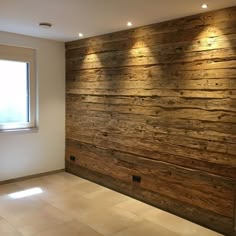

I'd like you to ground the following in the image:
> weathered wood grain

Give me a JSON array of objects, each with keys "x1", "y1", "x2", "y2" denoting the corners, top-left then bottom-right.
[
  {"x1": 65, "y1": 6, "x2": 236, "y2": 236},
  {"x1": 67, "y1": 95, "x2": 236, "y2": 113},
  {"x1": 66, "y1": 67, "x2": 236, "y2": 80},
  {"x1": 66, "y1": 47, "x2": 236, "y2": 71},
  {"x1": 66, "y1": 31, "x2": 236, "y2": 59}
]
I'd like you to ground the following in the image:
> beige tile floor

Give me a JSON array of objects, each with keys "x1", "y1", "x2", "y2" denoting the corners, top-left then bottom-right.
[{"x1": 0, "y1": 172, "x2": 223, "y2": 236}]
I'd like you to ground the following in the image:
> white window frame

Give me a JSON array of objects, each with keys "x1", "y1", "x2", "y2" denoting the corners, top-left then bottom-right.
[{"x1": 0, "y1": 44, "x2": 37, "y2": 132}]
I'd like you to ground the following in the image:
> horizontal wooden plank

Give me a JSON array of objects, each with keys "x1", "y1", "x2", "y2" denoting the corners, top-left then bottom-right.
[
  {"x1": 66, "y1": 118, "x2": 236, "y2": 155},
  {"x1": 67, "y1": 78, "x2": 236, "y2": 91},
  {"x1": 66, "y1": 107, "x2": 236, "y2": 145},
  {"x1": 66, "y1": 126, "x2": 236, "y2": 168},
  {"x1": 66, "y1": 101, "x2": 236, "y2": 123},
  {"x1": 66, "y1": 67, "x2": 236, "y2": 81},
  {"x1": 67, "y1": 88, "x2": 236, "y2": 99},
  {"x1": 66, "y1": 96, "x2": 236, "y2": 117},
  {"x1": 66, "y1": 108, "x2": 236, "y2": 141},
  {"x1": 66, "y1": 47, "x2": 236, "y2": 70},
  {"x1": 66, "y1": 95, "x2": 236, "y2": 113}
]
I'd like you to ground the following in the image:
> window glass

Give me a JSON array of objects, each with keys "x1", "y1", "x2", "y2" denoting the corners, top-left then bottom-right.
[
  {"x1": 0, "y1": 60, "x2": 29, "y2": 124},
  {"x1": 0, "y1": 44, "x2": 36, "y2": 131}
]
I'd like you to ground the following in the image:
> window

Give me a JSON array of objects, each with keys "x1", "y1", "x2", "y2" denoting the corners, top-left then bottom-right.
[{"x1": 0, "y1": 44, "x2": 37, "y2": 131}]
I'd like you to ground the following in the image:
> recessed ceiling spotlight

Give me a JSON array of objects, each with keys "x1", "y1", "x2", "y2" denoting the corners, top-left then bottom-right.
[
  {"x1": 78, "y1": 33, "x2": 84, "y2": 37},
  {"x1": 202, "y1": 3, "x2": 208, "y2": 9},
  {"x1": 127, "y1": 21, "x2": 133, "y2": 27},
  {"x1": 39, "y1": 22, "x2": 52, "y2": 29}
]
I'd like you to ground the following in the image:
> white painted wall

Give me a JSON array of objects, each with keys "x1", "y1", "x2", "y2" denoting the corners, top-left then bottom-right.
[{"x1": 0, "y1": 31, "x2": 65, "y2": 181}]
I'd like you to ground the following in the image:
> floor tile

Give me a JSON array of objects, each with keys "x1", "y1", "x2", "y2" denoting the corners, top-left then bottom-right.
[
  {"x1": 84, "y1": 188, "x2": 129, "y2": 205},
  {"x1": 143, "y1": 208, "x2": 223, "y2": 236},
  {"x1": 0, "y1": 217, "x2": 22, "y2": 236},
  {"x1": 115, "y1": 198, "x2": 154, "y2": 216},
  {"x1": 72, "y1": 180, "x2": 105, "y2": 194},
  {"x1": 0, "y1": 194, "x2": 46, "y2": 221},
  {"x1": 33, "y1": 220, "x2": 102, "y2": 236},
  {"x1": 48, "y1": 194, "x2": 104, "y2": 219},
  {"x1": 0, "y1": 183, "x2": 24, "y2": 195},
  {"x1": 113, "y1": 220, "x2": 180, "y2": 236},
  {"x1": 5, "y1": 204, "x2": 72, "y2": 236},
  {"x1": 77, "y1": 206, "x2": 142, "y2": 235}
]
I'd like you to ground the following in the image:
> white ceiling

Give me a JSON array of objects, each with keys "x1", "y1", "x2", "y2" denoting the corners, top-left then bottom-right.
[{"x1": 0, "y1": 0, "x2": 235, "y2": 42}]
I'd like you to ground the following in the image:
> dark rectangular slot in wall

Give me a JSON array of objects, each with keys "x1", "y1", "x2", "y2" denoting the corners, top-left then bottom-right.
[{"x1": 132, "y1": 175, "x2": 141, "y2": 183}]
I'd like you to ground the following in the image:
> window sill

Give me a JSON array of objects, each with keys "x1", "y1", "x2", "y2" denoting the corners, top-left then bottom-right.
[{"x1": 0, "y1": 127, "x2": 39, "y2": 134}]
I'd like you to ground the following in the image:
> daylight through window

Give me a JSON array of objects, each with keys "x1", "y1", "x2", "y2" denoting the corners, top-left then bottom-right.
[{"x1": 0, "y1": 44, "x2": 36, "y2": 131}]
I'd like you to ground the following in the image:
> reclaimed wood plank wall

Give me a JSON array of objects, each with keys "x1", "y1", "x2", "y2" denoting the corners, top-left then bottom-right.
[{"x1": 65, "y1": 6, "x2": 236, "y2": 236}]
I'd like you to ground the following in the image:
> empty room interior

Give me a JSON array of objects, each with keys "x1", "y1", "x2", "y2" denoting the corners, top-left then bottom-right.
[{"x1": 0, "y1": 0, "x2": 236, "y2": 235}]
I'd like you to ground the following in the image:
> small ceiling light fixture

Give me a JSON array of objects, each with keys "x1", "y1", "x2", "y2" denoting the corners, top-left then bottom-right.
[
  {"x1": 202, "y1": 3, "x2": 208, "y2": 9},
  {"x1": 127, "y1": 21, "x2": 133, "y2": 27},
  {"x1": 78, "y1": 33, "x2": 84, "y2": 37},
  {"x1": 39, "y1": 22, "x2": 52, "y2": 29}
]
